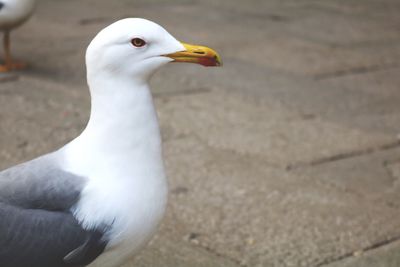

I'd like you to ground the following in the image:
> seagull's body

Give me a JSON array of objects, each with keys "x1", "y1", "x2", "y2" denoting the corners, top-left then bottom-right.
[
  {"x1": 0, "y1": 18, "x2": 221, "y2": 267},
  {"x1": 0, "y1": 0, "x2": 35, "y2": 72}
]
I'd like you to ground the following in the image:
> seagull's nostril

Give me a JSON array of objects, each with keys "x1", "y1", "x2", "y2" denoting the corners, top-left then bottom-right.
[{"x1": 194, "y1": 51, "x2": 206, "y2": 55}]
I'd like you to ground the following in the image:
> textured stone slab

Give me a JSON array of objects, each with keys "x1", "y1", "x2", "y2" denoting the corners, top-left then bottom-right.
[
  {"x1": 161, "y1": 134, "x2": 400, "y2": 267},
  {"x1": 292, "y1": 147, "x2": 400, "y2": 206},
  {"x1": 128, "y1": 232, "x2": 240, "y2": 267},
  {"x1": 157, "y1": 91, "x2": 397, "y2": 167}
]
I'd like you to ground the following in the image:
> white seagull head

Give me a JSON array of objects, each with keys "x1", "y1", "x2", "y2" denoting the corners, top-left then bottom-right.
[{"x1": 86, "y1": 18, "x2": 222, "y2": 83}]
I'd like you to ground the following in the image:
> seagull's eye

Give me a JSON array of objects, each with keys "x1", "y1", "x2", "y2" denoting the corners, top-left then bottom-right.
[{"x1": 131, "y1": 38, "x2": 146, "y2": 48}]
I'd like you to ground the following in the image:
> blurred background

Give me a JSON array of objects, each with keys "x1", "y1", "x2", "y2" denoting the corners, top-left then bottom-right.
[{"x1": 1, "y1": 0, "x2": 400, "y2": 266}]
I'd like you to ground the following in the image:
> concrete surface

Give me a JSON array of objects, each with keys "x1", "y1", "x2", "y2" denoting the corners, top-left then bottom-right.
[{"x1": 1, "y1": 0, "x2": 400, "y2": 266}]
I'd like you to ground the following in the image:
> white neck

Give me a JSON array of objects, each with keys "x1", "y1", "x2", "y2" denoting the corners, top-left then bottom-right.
[
  {"x1": 62, "y1": 73, "x2": 164, "y2": 181},
  {"x1": 61, "y1": 74, "x2": 168, "y2": 251}
]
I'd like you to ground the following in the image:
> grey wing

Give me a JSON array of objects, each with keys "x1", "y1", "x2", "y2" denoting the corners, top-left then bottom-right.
[
  {"x1": 0, "y1": 203, "x2": 108, "y2": 267},
  {"x1": 0, "y1": 2, "x2": 4, "y2": 10},
  {"x1": 0, "y1": 153, "x2": 85, "y2": 210},
  {"x1": 0, "y1": 153, "x2": 110, "y2": 267}
]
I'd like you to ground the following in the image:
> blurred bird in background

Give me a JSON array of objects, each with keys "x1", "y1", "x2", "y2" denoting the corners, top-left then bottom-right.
[{"x1": 0, "y1": 0, "x2": 35, "y2": 72}]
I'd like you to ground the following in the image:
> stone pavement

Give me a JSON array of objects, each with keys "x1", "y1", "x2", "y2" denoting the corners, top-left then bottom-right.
[{"x1": 1, "y1": 0, "x2": 400, "y2": 266}]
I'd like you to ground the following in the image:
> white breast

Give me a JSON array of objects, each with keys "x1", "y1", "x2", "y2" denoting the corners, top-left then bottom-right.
[
  {"x1": 64, "y1": 149, "x2": 168, "y2": 267},
  {"x1": 81, "y1": 170, "x2": 168, "y2": 267}
]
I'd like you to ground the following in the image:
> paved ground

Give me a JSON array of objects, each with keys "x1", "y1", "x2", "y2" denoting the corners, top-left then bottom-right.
[{"x1": 1, "y1": 0, "x2": 400, "y2": 266}]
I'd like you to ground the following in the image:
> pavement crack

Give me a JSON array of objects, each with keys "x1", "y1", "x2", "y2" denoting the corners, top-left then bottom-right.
[
  {"x1": 315, "y1": 235, "x2": 400, "y2": 267},
  {"x1": 0, "y1": 74, "x2": 19, "y2": 83},
  {"x1": 314, "y1": 63, "x2": 399, "y2": 80},
  {"x1": 287, "y1": 140, "x2": 400, "y2": 170},
  {"x1": 194, "y1": 243, "x2": 246, "y2": 267},
  {"x1": 154, "y1": 87, "x2": 212, "y2": 98},
  {"x1": 79, "y1": 17, "x2": 109, "y2": 25}
]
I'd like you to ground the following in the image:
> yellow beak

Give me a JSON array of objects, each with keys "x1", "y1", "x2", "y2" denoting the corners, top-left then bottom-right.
[{"x1": 165, "y1": 42, "x2": 222, "y2": 67}]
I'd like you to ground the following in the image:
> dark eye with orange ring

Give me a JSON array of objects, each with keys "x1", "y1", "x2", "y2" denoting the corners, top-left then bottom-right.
[{"x1": 131, "y1": 38, "x2": 146, "y2": 47}]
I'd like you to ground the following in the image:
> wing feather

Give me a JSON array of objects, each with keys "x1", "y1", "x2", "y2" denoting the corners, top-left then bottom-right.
[
  {"x1": 0, "y1": 153, "x2": 85, "y2": 210},
  {"x1": 0, "y1": 154, "x2": 110, "y2": 267}
]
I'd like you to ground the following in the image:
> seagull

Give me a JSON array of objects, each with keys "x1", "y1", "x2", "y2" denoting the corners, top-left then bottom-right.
[
  {"x1": 0, "y1": 18, "x2": 221, "y2": 267},
  {"x1": 0, "y1": 0, "x2": 35, "y2": 72}
]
